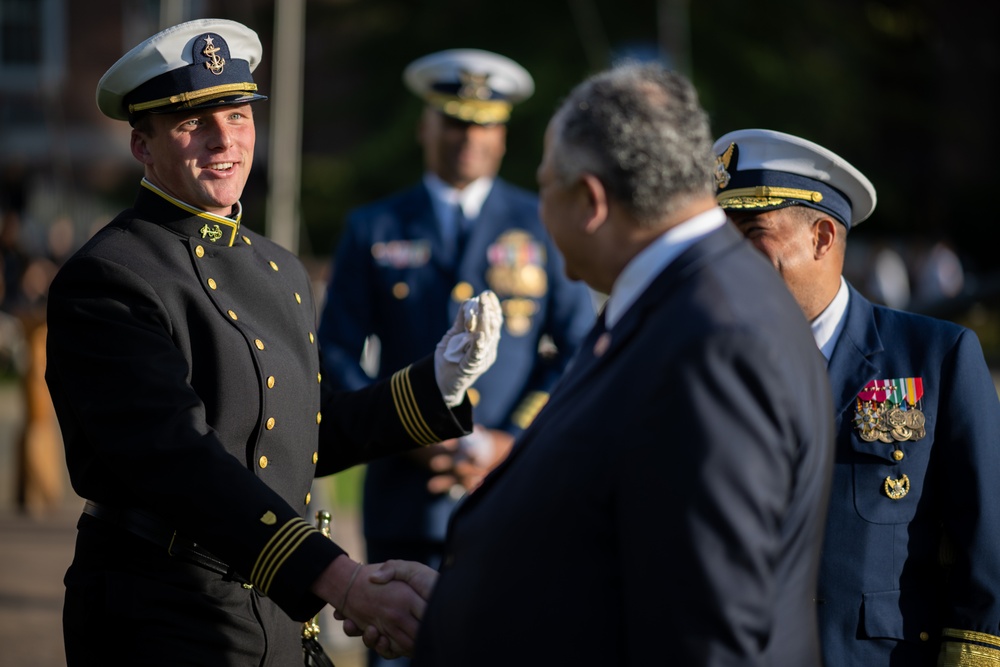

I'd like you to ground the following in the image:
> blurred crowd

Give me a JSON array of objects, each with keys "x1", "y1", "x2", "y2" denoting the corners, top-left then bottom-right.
[{"x1": 1, "y1": 186, "x2": 79, "y2": 516}]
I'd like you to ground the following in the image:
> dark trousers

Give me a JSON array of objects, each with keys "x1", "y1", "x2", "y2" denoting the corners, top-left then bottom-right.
[{"x1": 63, "y1": 513, "x2": 301, "y2": 666}]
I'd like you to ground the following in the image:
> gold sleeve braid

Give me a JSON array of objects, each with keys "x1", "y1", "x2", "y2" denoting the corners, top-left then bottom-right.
[
  {"x1": 390, "y1": 366, "x2": 441, "y2": 446},
  {"x1": 940, "y1": 628, "x2": 1000, "y2": 666},
  {"x1": 251, "y1": 517, "x2": 320, "y2": 595}
]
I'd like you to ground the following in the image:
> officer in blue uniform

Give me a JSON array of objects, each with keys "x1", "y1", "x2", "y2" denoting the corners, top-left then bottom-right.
[
  {"x1": 714, "y1": 128, "x2": 1000, "y2": 666},
  {"x1": 47, "y1": 20, "x2": 501, "y2": 666},
  {"x1": 317, "y1": 48, "x2": 595, "y2": 665}
]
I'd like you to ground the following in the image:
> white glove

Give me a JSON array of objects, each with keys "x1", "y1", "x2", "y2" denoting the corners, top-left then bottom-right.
[{"x1": 435, "y1": 290, "x2": 502, "y2": 408}]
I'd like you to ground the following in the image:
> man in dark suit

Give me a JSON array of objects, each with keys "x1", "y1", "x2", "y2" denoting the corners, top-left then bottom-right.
[
  {"x1": 45, "y1": 19, "x2": 500, "y2": 665},
  {"x1": 360, "y1": 62, "x2": 835, "y2": 665},
  {"x1": 317, "y1": 48, "x2": 595, "y2": 665},
  {"x1": 715, "y1": 128, "x2": 1000, "y2": 666}
]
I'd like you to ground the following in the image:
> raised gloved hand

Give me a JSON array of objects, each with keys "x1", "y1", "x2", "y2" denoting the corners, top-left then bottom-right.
[{"x1": 434, "y1": 290, "x2": 502, "y2": 408}]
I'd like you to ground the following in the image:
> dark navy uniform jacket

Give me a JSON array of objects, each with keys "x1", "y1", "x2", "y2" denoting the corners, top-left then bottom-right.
[
  {"x1": 818, "y1": 283, "x2": 1000, "y2": 666},
  {"x1": 45, "y1": 183, "x2": 469, "y2": 623},
  {"x1": 414, "y1": 223, "x2": 835, "y2": 666},
  {"x1": 318, "y1": 178, "x2": 595, "y2": 543}
]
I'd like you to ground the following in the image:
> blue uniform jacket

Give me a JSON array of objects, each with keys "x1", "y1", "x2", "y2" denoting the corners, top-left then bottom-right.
[
  {"x1": 818, "y1": 283, "x2": 1000, "y2": 666},
  {"x1": 318, "y1": 179, "x2": 595, "y2": 542}
]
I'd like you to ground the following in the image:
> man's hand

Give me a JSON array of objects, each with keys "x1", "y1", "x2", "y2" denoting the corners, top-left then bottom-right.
[
  {"x1": 312, "y1": 557, "x2": 429, "y2": 658},
  {"x1": 434, "y1": 290, "x2": 502, "y2": 407},
  {"x1": 339, "y1": 560, "x2": 441, "y2": 659},
  {"x1": 406, "y1": 426, "x2": 515, "y2": 496}
]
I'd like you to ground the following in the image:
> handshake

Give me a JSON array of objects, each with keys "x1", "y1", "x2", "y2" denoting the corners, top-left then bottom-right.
[{"x1": 312, "y1": 557, "x2": 435, "y2": 660}]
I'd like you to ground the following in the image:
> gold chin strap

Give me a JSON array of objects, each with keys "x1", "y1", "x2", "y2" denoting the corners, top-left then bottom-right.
[
  {"x1": 425, "y1": 93, "x2": 511, "y2": 125},
  {"x1": 717, "y1": 185, "x2": 824, "y2": 209},
  {"x1": 129, "y1": 82, "x2": 259, "y2": 114}
]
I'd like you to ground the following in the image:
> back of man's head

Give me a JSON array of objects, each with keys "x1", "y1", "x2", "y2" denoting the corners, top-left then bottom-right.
[{"x1": 550, "y1": 63, "x2": 716, "y2": 226}]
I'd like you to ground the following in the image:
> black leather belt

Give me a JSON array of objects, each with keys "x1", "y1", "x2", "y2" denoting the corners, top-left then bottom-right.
[{"x1": 82, "y1": 500, "x2": 250, "y2": 586}]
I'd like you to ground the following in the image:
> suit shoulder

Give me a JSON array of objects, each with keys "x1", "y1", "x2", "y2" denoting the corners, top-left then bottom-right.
[{"x1": 871, "y1": 302, "x2": 969, "y2": 342}]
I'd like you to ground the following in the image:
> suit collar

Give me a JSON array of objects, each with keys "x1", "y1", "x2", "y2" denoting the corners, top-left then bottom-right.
[
  {"x1": 457, "y1": 223, "x2": 746, "y2": 517},
  {"x1": 605, "y1": 207, "x2": 728, "y2": 328}
]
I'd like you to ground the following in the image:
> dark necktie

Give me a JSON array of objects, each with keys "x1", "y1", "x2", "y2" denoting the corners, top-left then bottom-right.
[{"x1": 453, "y1": 204, "x2": 470, "y2": 258}]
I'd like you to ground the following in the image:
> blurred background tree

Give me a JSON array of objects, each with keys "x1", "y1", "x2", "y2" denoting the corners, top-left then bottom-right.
[{"x1": 1, "y1": 0, "x2": 996, "y2": 354}]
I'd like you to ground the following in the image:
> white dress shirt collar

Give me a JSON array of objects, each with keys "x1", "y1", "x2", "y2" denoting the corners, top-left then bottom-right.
[
  {"x1": 604, "y1": 207, "x2": 728, "y2": 329},
  {"x1": 423, "y1": 172, "x2": 495, "y2": 225},
  {"x1": 812, "y1": 275, "x2": 850, "y2": 361}
]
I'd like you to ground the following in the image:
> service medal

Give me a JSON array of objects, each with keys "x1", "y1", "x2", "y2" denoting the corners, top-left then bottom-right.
[{"x1": 853, "y1": 377, "x2": 926, "y2": 444}]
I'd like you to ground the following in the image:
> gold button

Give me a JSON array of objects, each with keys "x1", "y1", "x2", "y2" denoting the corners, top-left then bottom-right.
[
  {"x1": 266, "y1": 417, "x2": 275, "y2": 430},
  {"x1": 312, "y1": 451, "x2": 318, "y2": 464},
  {"x1": 242, "y1": 235, "x2": 252, "y2": 245},
  {"x1": 269, "y1": 261, "x2": 279, "y2": 271},
  {"x1": 295, "y1": 292, "x2": 302, "y2": 304},
  {"x1": 304, "y1": 492, "x2": 311, "y2": 505},
  {"x1": 228, "y1": 310, "x2": 238, "y2": 320},
  {"x1": 468, "y1": 388, "x2": 480, "y2": 406},
  {"x1": 207, "y1": 278, "x2": 217, "y2": 290},
  {"x1": 255, "y1": 339, "x2": 265, "y2": 350},
  {"x1": 258, "y1": 455, "x2": 268, "y2": 469},
  {"x1": 919, "y1": 632, "x2": 929, "y2": 641},
  {"x1": 317, "y1": 372, "x2": 322, "y2": 384},
  {"x1": 195, "y1": 245, "x2": 205, "y2": 258},
  {"x1": 393, "y1": 282, "x2": 410, "y2": 299},
  {"x1": 452, "y1": 281, "x2": 474, "y2": 302},
  {"x1": 309, "y1": 332, "x2": 315, "y2": 344},
  {"x1": 267, "y1": 376, "x2": 275, "y2": 389},
  {"x1": 893, "y1": 449, "x2": 904, "y2": 461},
  {"x1": 316, "y1": 411, "x2": 322, "y2": 424}
]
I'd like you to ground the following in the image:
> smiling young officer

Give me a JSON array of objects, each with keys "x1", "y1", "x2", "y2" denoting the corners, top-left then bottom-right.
[{"x1": 45, "y1": 18, "x2": 500, "y2": 666}]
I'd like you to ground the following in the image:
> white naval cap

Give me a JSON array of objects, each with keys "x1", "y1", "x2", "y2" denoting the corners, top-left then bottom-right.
[
  {"x1": 403, "y1": 48, "x2": 534, "y2": 125},
  {"x1": 97, "y1": 18, "x2": 267, "y2": 123},
  {"x1": 713, "y1": 129, "x2": 877, "y2": 229}
]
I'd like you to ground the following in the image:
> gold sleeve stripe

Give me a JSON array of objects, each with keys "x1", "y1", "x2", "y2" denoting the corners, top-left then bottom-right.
[
  {"x1": 511, "y1": 391, "x2": 550, "y2": 430},
  {"x1": 940, "y1": 628, "x2": 1000, "y2": 666},
  {"x1": 390, "y1": 366, "x2": 440, "y2": 445},
  {"x1": 251, "y1": 518, "x2": 317, "y2": 595}
]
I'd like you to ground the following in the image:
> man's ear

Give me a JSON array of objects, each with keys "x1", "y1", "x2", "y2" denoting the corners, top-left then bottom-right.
[
  {"x1": 580, "y1": 173, "x2": 609, "y2": 234},
  {"x1": 813, "y1": 217, "x2": 840, "y2": 259},
  {"x1": 130, "y1": 129, "x2": 154, "y2": 165}
]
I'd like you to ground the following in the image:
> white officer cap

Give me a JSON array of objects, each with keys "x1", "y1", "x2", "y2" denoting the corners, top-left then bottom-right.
[
  {"x1": 712, "y1": 129, "x2": 877, "y2": 229},
  {"x1": 97, "y1": 18, "x2": 267, "y2": 124},
  {"x1": 403, "y1": 48, "x2": 534, "y2": 125}
]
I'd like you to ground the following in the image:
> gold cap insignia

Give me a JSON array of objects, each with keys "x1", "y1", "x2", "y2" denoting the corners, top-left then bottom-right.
[
  {"x1": 458, "y1": 70, "x2": 491, "y2": 100},
  {"x1": 715, "y1": 142, "x2": 735, "y2": 189},
  {"x1": 202, "y1": 35, "x2": 226, "y2": 75}
]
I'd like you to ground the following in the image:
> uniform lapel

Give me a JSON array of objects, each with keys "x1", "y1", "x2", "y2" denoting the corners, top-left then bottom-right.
[{"x1": 827, "y1": 283, "x2": 883, "y2": 426}]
